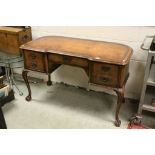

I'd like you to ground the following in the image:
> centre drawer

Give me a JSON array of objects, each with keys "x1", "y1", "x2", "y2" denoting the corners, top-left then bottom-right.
[
  {"x1": 23, "y1": 50, "x2": 46, "y2": 72},
  {"x1": 48, "y1": 53, "x2": 88, "y2": 68},
  {"x1": 90, "y1": 62, "x2": 118, "y2": 87}
]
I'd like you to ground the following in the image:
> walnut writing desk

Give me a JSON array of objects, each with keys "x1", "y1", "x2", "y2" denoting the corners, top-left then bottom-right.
[{"x1": 20, "y1": 36, "x2": 133, "y2": 127}]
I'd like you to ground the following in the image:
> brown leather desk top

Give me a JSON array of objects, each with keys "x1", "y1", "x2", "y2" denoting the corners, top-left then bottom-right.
[{"x1": 20, "y1": 36, "x2": 133, "y2": 65}]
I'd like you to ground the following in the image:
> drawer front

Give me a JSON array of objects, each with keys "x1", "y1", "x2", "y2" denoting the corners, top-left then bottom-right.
[
  {"x1": 90, "y1": 62, "x2": 118, "y2": 87},
  {"x1": 48, "y1": 53, "x2": 88, "y2": 67},
  {"x1": 23, "y1": 50, "x2": 46, "y2": 72}
]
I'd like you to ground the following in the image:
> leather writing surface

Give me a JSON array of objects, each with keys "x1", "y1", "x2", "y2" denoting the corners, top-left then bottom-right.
[{"x1": 20, "y1": 36, "x2": 133, "y2": 65}]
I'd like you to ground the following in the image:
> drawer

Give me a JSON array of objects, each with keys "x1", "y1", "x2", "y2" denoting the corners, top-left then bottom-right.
[
  {"x1": 23, "y1": 50, "x2": 46, "y2": 72},
  {"x1": 90, "y1": 62, "x2": 118, "y2": 87},
  {"x1": 48, "y1": 53, "x2": 88, "y2": 68}
]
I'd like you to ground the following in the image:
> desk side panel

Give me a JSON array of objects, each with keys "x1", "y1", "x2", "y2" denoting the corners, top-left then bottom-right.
[{"x1": 118, "y1": 64, "x2": 129, "y2": 88}]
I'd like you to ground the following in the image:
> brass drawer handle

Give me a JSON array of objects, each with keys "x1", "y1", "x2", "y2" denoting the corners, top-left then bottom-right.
[
  {"x1": 101, "y1": 66, "x2": 110, "y2": 72},
  {"x1": 63, "y1": 56, "x2": 70, "y2": 63},
  {"x1": 99, "y1": 77, "x2": 110, "y2": 82},
  {"x1": 31, "y1": 63, "x2": 37, "y2": 69},
  {"x1": 22, "y1": 35, "x2": 29, "y2": 41},
  {"x1": 30, "y1": 53, "x2": 37, "y2": 59}
]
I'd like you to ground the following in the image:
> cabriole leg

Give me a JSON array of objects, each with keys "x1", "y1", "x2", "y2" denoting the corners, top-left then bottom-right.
[
  {"x1": 114, "y1": 87, "x2": 125, "y2": 127},
  {"x1": 22, "y1": 70, "x2": 32, "y2": 101}
]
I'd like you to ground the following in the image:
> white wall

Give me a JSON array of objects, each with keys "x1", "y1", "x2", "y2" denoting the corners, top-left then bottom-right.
[{"x1": 8, "y1": 27, "x2": 155, "y2": 99}]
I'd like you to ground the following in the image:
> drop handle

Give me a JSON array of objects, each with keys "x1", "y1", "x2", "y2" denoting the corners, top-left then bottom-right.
[
  {"x1": 22, "y1": 35, "x2": 29, "y2": 41},
  {"x1": 100, "y1": 77, "x2": 110, "y2": 82},
  {"x1": 63, "y1": 56, "x2": 70, "y2": 62},
  {"x1": 31, "y1": 63, "x2": 37, "y2": 69},
  {"x1": 31, "y1": 54, "x2": 37, "y2": 59},
  {"x1": 101, "y1": 66, "x2": 110, "y2": 72}
]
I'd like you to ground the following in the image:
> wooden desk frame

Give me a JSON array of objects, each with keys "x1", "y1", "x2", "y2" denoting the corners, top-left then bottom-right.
[{"x1": 20, "y1": 36, "x2": 132, "y2": 127}]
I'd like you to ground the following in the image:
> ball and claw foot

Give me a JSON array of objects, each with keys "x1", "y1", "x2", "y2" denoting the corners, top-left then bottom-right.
[
  {"x1": 47, "y1": 81, "x2": 52, "y2": 86},
  {"x1": 114, "y1": 120, "x2": 121, "y2": 127},
  {"x1": 26, "y1": 95, "x2": 31, "y2": 101}
]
